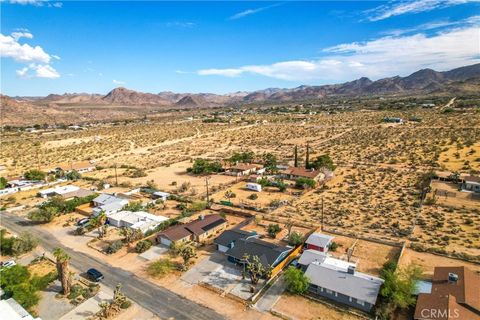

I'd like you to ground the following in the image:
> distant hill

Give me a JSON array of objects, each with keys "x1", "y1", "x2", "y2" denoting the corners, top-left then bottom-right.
[{"x1": 6, "y1": 63, "x2": 480, "y2": 109}]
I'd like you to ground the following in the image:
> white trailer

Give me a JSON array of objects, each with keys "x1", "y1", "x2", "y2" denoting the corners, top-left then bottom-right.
[{"x1": 246, "y1": 183, "x2": 262, "y2": 192}]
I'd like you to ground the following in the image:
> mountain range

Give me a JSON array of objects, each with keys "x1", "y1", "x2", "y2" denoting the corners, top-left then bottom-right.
[{"x1": 10, "y1": 63, "x2": 477, "y2": 107}]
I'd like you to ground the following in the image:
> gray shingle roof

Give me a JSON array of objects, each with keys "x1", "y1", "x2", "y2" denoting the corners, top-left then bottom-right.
[
  {"x1": 305, "y1": 260, "x2": 384, "y2": 305},
  {"x1": 305, "y1": 233, "x2": 334, "y2": 248},
  {"x1": 226, "y1": 238, "x2": 291, "y2": 268},
  {"x1": 214, "y1": 229, "x2": 257, "y2": 247}
]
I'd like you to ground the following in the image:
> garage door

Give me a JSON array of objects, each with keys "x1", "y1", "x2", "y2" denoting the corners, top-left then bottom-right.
[{"x1": 160, "y1": 237, "x2": 171, "y2": 247}]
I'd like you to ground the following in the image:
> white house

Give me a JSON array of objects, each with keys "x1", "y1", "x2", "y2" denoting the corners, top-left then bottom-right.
[
  {"x1": 462, "y1": 176, "x2": 480, "y2": 193},
  {"x1": 91, "y1": 194, "x2": 129, "y2": 216},
  {"x1": 152, "y1": 191, "x2": 170, "y2": 201},
  {"x1": 107, "y1": 211, "x2": 168, "y2": 233},
  {"x1": 38, "y1": 185, "x2": 80, "y2": 198}
]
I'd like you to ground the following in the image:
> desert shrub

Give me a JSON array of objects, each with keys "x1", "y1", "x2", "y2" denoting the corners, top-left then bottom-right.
[
  {"x1": 135, "y1": 240, "x2": 153, "y2": 253},
  {"x1": 287, "y1": 231, "x2": 304, "y2": 246},
  {"x1": 295, "y1": 177, "x2": 316, "y2": 189},
  {"x1": 120, "y1": 300, "x2": 132, "y2": 309},
  {"x1": 106, "y1": 240, "x2": 124, "y2": 254},
  {"x1": 147, "y1": 259, "x2": 175, "y2": 278},
  {"x1": 267, "y1": 224, "x2": 282, "y2": 238},
  {"x1": 248, "y1": 193, "x2": 258, "y2": 200},
  {"x1": 24, "y1": 169, "x2": 46, "y2": 181},
  {"x1": 329, "y1": 241, "x2": 339, "y2": 252}
]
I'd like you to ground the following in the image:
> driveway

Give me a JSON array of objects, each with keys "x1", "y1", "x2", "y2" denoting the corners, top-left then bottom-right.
[
  {"x1": 254, "y1": 275, "x2": 286, "y2": 313},
  {"x1": 59, "y1": 289, "x2": 113, "y2": 320},
  {"x1": 37, "y1": 280, "x2": 76, "y2": 320},
  {"x1": 181, "y1": 252, "x2": 226, "y2": 285},
  {"x1": 138, "y1": 244, "x2": 169, "y2": 261}
]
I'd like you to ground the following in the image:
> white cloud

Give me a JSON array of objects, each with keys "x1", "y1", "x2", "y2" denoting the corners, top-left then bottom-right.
[
  {"x1": 229, "y1": 3, "x2": 282, "y2": 20},
  {"x1": 16, "y1": 63, "x2": 60, "y2": 78},
  {"x1": 113, "y1": 79, "x2": 125, "y2": 85},
  {"x1": 8, "y1": 0, "x2": 63, "y2": 7},
  {"x1": 197, "y1": 26, "x2": 480, "y2": 82},
  {"x1": 365, "y1": 0, "x2": 480, "y2": 21},
  {"x1": 0, "y1": 33, "x2": 51, "y2": 63},
  {"x1": 11, "y1": 31, "x2": 33, "y2": 41},
  {"x1": 382, "y1": 15, "x2": 480, "y2": 35},
  {"x1": 2, "y1": 32, "x2": 60, "y2": 79}
]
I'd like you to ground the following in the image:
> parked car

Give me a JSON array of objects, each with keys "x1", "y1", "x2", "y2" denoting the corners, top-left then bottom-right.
[
  {"x1": 77, "y1": 218, "x2": 90, "y2": 226},
  {"x1": 87, "y1": 268, "x2": 104, "y2": 282},
  {"x1": 0, "y1": 260, "x2": 16, "y2": 268}
]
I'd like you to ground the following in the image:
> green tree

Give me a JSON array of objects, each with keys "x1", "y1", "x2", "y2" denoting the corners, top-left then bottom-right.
[
  {"x1": 122, "y1": 201, "x2": 143, "y2": 212},
  {"x1": 28, "y1": 206, "x2": 59, "y2": 223},
  {"x1": 262, "y1": 153, "x2": 278, "y2": 173},
  {"x1": 376, "y1": 263, "x2": 422, "y2": 319},
  {"x1": 11, "y1": 232, "x2": 38, "y2": 256},
  {"x1": 24, "y1": 169, "x2": 46, "y2": 181},
  {"x1": 310, "y1": 154, "x2": 336, "y2": 171},
  {"x1": 267, "y1": 223, "x2": 282, "y2": 238},
  {"x1": 0, "y1": 265, "x2": 30, "y2": 287},
  {"x1": 284, "y1": 266, "x2": 309, "y2": 294},
  {"x1": 189, "y1": 159, "x2": 222, "y2": 174},
  {"x1": 177, "y1": 242, "x2": 197, "y2": 271},
  {"x1": 228, "y1": 151, "x2": 255, "y2": 164},
  {"x1": 243, "y1": 254, "x2": 269, "y2": 285},
  {"x1": 65, "y1": 170, "x2": 81, "y2": 180},
  {"x1": 287, "y1": 231, "x2": 304, "y2": 246},
  {"x1": 295, "y1": 177, "x2": 316, "y2": 189},
  {"x1": 0, "y1": 176, "x2": 7, "y2": 189}
]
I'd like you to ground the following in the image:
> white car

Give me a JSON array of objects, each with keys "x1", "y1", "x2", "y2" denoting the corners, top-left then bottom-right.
[{"x1": 0, "y1": 260, "x2": 16, "y2": 268}]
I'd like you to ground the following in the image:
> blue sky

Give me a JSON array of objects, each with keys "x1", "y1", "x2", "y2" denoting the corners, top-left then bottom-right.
[{"x1": 1, "y1": 0, "x2": 479, "y2": 96}]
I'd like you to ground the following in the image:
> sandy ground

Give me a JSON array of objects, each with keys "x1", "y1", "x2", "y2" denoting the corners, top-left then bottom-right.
[
  {"x1": 274, "y1": 294, "x2": 364, "y2": 320},
  {"x1": 398, "y1": 248, "x2": 480, "y2": 278}
]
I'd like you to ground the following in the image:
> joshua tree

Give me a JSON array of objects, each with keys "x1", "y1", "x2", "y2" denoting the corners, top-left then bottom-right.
[
  {"x1": 294, "y1": 145, "x2": 298, "y2": 167},
  {"x1": 120, "y1": 227, "x2": 142, "y2": 245},
  {"x1": 242, "y1": 254, "x2": 268, "y2": 285},
  {"x1": 305, "y1": 143, "x2": 310, "y2": 169},
  {"x1": 178, "y1": 242, "x2": 197, "y2": 271},
  {"x1": 53, "y1": 247, "x2": 72, "y2": 295}
]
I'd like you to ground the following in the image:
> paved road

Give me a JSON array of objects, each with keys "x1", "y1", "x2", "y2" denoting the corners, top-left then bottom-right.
[{"x1": 1, "y1": 212, "x2": 225, "y2": 320}]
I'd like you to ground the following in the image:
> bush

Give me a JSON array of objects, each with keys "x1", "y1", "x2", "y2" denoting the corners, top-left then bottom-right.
[
  {"x1": 287, "y1": 231, "x2": 304, "y2": 246},
  {"x1": 248, "y1": 193, "x2": 258, "y2": 200},
  {"x1": 135, "y1": 240, "x2": 153, "y2": 253},
  {"x1": 120, "y1": 300, "x2": 132, "y2": 309},
  {"x1": 295, "y1": 177, "x2": 316, "y2": 189},
  {"x1": 147, "y1": 259, "x2": 176, "y2": 278},
  {"x1": 106, "y1": 240, "x2": 124, "y2": 254},
  {"x1": 267, "y1": 224, "x2": 282, "y2": 238},
  {"x1": 329, "y1": 241, "x2": 339, "y2": 252},
  {"x1": 284, "y1": 266, "x2": 309, "y2": 294},
  {"x1": 188, "y1": 159, "x2": 223, "y2": 174},
  {"x1": 24, "y1": 169, "x2": 46, "y2": 181}
]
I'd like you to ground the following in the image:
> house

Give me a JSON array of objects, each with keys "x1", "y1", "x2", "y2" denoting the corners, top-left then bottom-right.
[
  {"x1": 91, "y1": 194, "x2": 129, "y2": 216},
  {"x1": 302, "y1": 250, "x2": 384, "y2": 312},
  {"x1": 51, "y1": 161, "x2": 96, "y2": 174},
  {"x1": 280, "y1": 167, "x2": 325, "y2": 182},
  {"x1": 225, "y1": 237, "x2": 292, "y2": 268},
  {"x1": 38, "y1": 185, "x2": 80, "y2": 198},
  {"x1": 304, "y1": 233, "x2": 334, "y2": 253},
  {"x1": 157, "y1": 214, "x2": 227, "y2": 246},
  {"x1": 461, "y1": 176, "x2": 480, "y2": 193},
  {"x1": 152, "y1": 191, "x2": 170, "y2": 201},
  {"x1": 107, "y1": 211, "x2": 168, "y2": 233},
  {"x1": 225, "y1": 163, "x2": 264, "y2": 176},
  {"x1": 59, "y1": 188, "x2": 95, "y2": 200},
  {"x1": 214, "y1": 229, "x2": 258, "y2": 252},
  {"x1": 414, "y1": 266, "x2": 480, "y2": 320},
  {"x1": 0, "y1": 298, "x2": 41, "y2": 320}
]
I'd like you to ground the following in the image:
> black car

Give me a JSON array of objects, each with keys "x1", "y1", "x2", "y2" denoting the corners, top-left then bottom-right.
[{"x1": 87, "y1": 268, "x2": 104, "y2": 282}]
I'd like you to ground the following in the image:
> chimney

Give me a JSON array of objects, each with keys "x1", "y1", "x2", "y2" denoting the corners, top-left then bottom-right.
[
  {"x1": 347, "y1": 265, "x2": 356, "y2": 275},
  {"x1": 448, "y1": 273, "x2": 459, "y2": 284}
]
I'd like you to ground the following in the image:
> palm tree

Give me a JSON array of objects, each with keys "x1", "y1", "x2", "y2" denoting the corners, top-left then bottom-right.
[{"x1": 53, "y1": 247, "x2": 72, "y2": 295}]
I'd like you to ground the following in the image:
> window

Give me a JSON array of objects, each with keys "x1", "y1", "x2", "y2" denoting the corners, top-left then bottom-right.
[
  {"x1": 311, "y1": 284, "x2": 318, "y2": 289},
  {"x1": 349, "y1": 297, "x2": 352, "y2": 302},
  {"x1": 326, "y1": 289, "x2": 332, "y2": 294},
  {"x1": 357, "y1": 299, "x2": 365, "y2": 306}
]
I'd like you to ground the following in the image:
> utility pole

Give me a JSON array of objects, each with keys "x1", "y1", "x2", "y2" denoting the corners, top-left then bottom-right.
[
  {"x1": 114, "y1": 164, "x2": 118, "y2": 186},
  {"x1": 205, "y1": 176, "x2": 210, "y2": 207},
  {"x1": 321, "y1": 197, "x2": 324, "y2": 231}
]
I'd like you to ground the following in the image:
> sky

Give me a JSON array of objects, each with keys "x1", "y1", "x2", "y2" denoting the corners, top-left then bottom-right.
[{"x1": 1, "y1": 0, "x2": 479, "y2": 96}]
